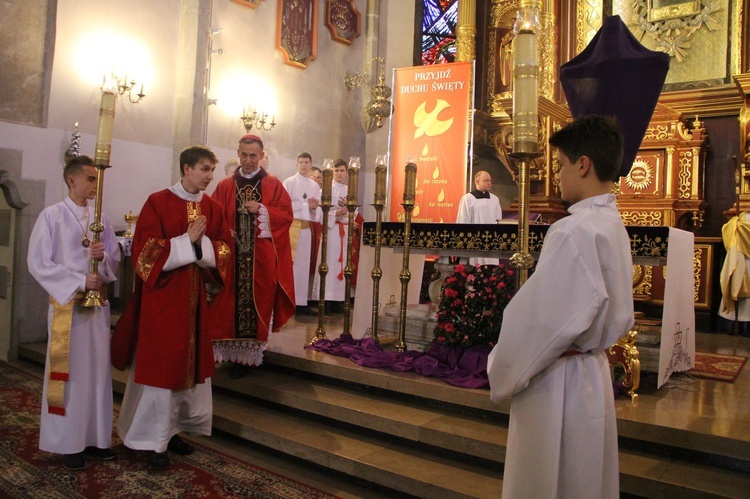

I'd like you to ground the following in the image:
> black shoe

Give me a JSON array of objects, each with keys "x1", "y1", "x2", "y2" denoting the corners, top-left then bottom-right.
[
  {"x1": 63, "y1": 452, "x2": 86, "y2": 471},
  {"x1": 84, "y1": 446, "x2": 117, "y2": 461},
  {"x1": 228, "y1": 362, "x2": 249, "y2": 379},
  {"x1": 296, "y1": 305, "x2": 316, "y2": 317},
  {"x1": 328, "y1": 301, "x2": 345, "y2": 314},
  {"x1": 168, "y1": 435, "x2": 195, "y2": 455},
  {"x1": 148, "y1": 451, "x2": 170, "y2": 468}
]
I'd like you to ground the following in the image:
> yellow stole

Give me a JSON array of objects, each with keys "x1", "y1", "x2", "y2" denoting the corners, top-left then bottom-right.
[{"x1": 47, "y1": 292, "x2": 84, "y2": 416}]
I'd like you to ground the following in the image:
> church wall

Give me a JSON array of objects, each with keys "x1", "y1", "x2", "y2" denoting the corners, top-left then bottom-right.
[
  {"x1": 0, "y1": 0, "x2": 396, "y2": 348},
  {"x1": 0, "y1": 0, "x2": 374, "y2": 233}
]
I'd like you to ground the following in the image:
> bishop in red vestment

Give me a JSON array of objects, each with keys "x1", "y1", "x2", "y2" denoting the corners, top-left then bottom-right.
[{"x1": 211, "y1": 134, "x2": 295, "y2": 367}]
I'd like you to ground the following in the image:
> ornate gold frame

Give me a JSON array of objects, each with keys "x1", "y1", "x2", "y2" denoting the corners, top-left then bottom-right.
[{"x1": 647, "y1": 0, "x2": 702, "y2": 22}]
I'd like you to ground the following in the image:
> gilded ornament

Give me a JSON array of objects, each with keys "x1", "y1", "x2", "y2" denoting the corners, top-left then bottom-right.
[
  {"x1": 678, "y1": 151, "x2": 693, "y2": 199},
  {"x1": 632, "y1": 0, "x2": 723, "y2": 62},
  {"x1": 625, "y1": 160, "x2": 654, "y2": 191}
]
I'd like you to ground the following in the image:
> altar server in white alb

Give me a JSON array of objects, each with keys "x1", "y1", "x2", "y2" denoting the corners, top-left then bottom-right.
[
  {"x1": 487, "y1": 115, "x2": 634, "y2": 498},
  {"x1": 282, "y1": 152, "x2": 321, "y2": 316},
  {"x1": 456, "y1": 170, "x2": 503, "y2": 265},
  {"x1": 313, "y1": 159, "x2": 353, "y2": 313},
  {"x1": 27, "y1": 155, "x2": 121, "y2": 471}
]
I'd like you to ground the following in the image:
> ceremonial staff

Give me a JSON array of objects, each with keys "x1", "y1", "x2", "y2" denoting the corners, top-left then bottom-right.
[{"x1": 80, "y1": 84, "x2": 117, "y2": 307}]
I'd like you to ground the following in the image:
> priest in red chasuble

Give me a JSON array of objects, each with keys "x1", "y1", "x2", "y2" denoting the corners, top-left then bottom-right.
[
  {"x1": 211, "y1": 134, "x2": 295, "y2": 369},
  {"x1": 111, "y1": 145, "x2": 231, "y2": 469}
]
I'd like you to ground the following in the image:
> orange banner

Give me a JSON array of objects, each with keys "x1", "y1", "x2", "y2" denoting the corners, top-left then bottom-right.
[{"x1": 389, "y1": 62, "x2": 473, "y2": 223}]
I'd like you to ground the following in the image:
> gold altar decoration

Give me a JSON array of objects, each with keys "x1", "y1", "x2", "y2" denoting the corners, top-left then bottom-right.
[
  {"x1": 342, "y1": 156, "x2": 360, "y2": 335},
  {"x1": 633, "y1": 0, "x2": 721, "y2": 63},
  {"x1": 311, "y1": 159, "x2": 334, "y2": 344},
  {"x1": 733, "y1": 73, "x2": 750, "y2": 214},
  {"x1": 123, "y1": 211, "x2": 137, "y2": 238},
  {"x1": 606, "y1": 329, "x2": 640, "y2": 401},
  {"x1": 81, "y1": 85, "x2": 117, "y2": 308},
  {"x1": 396, "y1": 160, "x2": 417, "y2": 353},
  {"x1": 617, "y1": 104, "x2": 707, "y2": 229},
  {"x1": 368, "y1": 155, "x2": 387, "y2": 344},
  {"x1": 455, "y1": 0, "x2": 477, "y2": 63}
]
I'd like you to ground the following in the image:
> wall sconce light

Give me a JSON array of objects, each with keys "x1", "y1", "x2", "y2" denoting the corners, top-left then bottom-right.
[
  {"x1": 344, "y1": 57, "x2": 392, "y2": 129},
  {"x1": 101, "y1": 73, "x2": 145, "y2": 104},
  {"x1": 241, "y1": 107, "x2": 276, "y2": 132}
]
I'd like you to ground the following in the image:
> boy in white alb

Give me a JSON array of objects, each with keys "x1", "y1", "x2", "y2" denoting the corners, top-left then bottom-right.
[
  {"x1": 487, "y1": 116, "x2": 634, "y2": 498},
  {"x1": 28, "y1": 155, "x2": 121, "y2": 471},
  {"x1": 282, "y1": 152, "x2": 321, "y2": 316}
]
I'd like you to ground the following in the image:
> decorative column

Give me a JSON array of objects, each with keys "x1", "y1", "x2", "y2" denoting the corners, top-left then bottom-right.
[
  {"x1": 538, "y1": 0, "x2": 556, "y2": 99},
  {"x1": 455, "y1": 0, "x2": 476, "y2": 63}
]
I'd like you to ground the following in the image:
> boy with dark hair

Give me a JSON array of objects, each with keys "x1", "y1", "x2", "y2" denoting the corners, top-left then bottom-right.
[
  {"x1": 28, "y1": 154, "x2": 121, "y2": 470},
  {"x1": 112, "y1": 145, "x2": 232, "y2": 468},
  {"x1": 487, "y1": 115, "x2": 633, "y2": 498}
]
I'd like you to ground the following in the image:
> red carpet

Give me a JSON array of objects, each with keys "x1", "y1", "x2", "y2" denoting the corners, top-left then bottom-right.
[
  {"x1": 688, "y1": 352, "x2": 747, "y2": 382},
  {"x1": 0, "y1": 361, "x2": 339, "y2": 498}
]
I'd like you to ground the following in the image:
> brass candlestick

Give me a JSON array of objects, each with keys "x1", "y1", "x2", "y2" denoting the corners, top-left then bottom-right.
[
  {"x1": 80, "y1": 89, "x2": 117, "y2": 308},
  {"x1": 310, "y1": 160, "x2": 334, "y2": 344},
  {"x1": 369, "y1": 155, "x2": 387, "y2": 343},
  {"x1": 342, "y1": 157, "x2": 360, "y2": 336},
  {"x1": 508, "y1": 7, "x2": 541, "y2": 289},
  {"x1": 396, "y1": 160, "x2": 417, "y2": 352}
]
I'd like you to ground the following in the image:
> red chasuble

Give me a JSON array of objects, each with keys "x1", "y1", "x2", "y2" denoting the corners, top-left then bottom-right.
[
  {"x1": 111, "y1": 189, "x2": 231, "y2": 390},
  {"x1": 211, "y1": 172, "x2": 295, "y2": 342}
]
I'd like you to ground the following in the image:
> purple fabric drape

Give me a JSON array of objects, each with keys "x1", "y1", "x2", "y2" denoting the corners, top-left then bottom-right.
[{"x1": 305, "y1": 334, "x2": 492, "y2": 389}]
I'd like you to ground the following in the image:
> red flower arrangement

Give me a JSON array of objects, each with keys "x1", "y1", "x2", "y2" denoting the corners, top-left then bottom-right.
[{"x1": 433, "y1": 263, "x2": 516, "y2": 348}]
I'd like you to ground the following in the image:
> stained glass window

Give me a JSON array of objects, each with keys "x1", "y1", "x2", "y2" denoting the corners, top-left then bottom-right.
[{"x1": 420, "y1": 0, "x2": 458, "y2": 65}]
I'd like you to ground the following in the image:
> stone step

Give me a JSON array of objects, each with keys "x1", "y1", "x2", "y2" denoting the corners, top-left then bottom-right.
[
  {"x1": 264, "y1": 347, "x2": 750, "y2": 468},
  {"x1": 210, "y1": 388, "x2": 504, "y2": 499},
  {"x1": 19, "y1": 343, "x2": 750, "y2": 498},
  {"x1": 206, "y1": 365, "x2": 750, "y2": 498},
  {"x1": 211, "y1": 364, "x2": 507, "y2": 464}
]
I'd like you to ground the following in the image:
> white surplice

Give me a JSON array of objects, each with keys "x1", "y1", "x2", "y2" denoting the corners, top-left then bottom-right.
[
  {"x1": 27, "y1": 197, "x2": 120, "y2": 455},
  {"x1": 456, "y1": 191, "x2": 503, "y2": 266},
  {"x1": 116, "y1": 182, "x2": 214, "y2": 453},
  {"x1": 487, "y1": 194, "x2": 633, "y2": 499},
  {"x1": 282, "y1": 173, "x2": 321, "y2": 304},
  {"x1": 313, "y1": 181, "x2": 351, "y2": 301}
]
